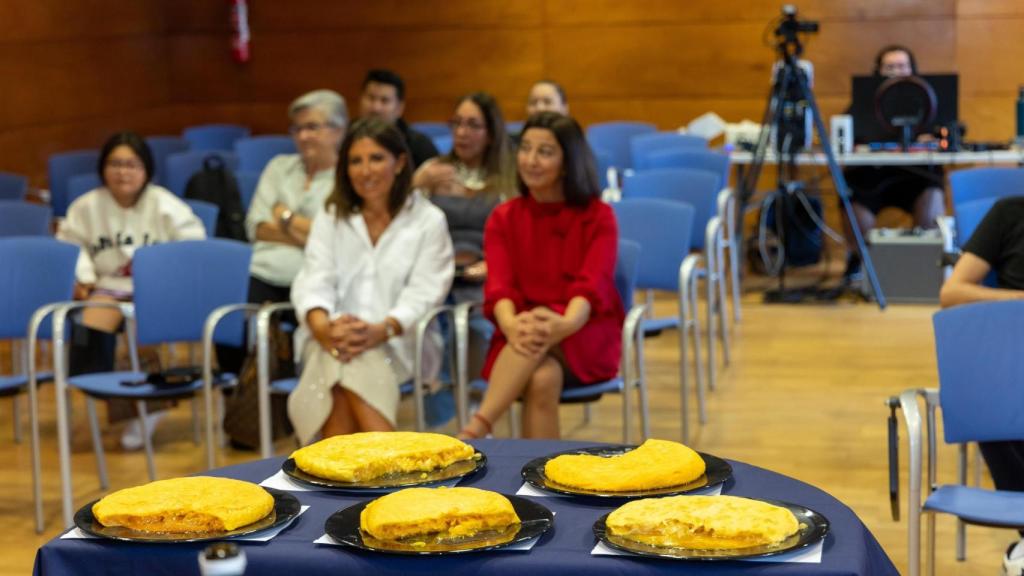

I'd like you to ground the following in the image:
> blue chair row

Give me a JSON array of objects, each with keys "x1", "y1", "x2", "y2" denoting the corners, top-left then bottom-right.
[
  {"x1": 183, "y1": 124, "x2": 250, "y2": 152},
  {"x1": 0, "y1": 201, "x2": 52, "y2": 237}
]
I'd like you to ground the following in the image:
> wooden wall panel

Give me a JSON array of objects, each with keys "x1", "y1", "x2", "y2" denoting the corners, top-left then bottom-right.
[{"x1": 5, "y1": 0, "x2": 1024, "y2": 186}]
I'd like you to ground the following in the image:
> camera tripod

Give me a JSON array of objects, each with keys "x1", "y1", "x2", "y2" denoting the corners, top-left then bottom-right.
[{"x1": 738, "y1": 8, "x2": 886, "y2": 309}]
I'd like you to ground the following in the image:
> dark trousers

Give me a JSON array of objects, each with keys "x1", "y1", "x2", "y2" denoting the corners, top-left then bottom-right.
[
  {"x1": 216, "y1": 276, "x2": 294, "y2": 374},
  {"x1": 979, "y1": 440, "x2": 1024, "y2": 536}
]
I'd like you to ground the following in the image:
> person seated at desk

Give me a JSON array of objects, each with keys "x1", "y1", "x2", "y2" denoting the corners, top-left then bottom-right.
[
  {"x1": 289, "y1": 118, "x2": 454, "y2": 442},
  {"x1": 457, "y1": 112, "x2": 623, "y2": 440},
  {"x1": 842, "y1": 45, "x2": 945, "y2": 281},
  {"x1": 939, "y1": 196, "x2": 1024, "y2": 575}
]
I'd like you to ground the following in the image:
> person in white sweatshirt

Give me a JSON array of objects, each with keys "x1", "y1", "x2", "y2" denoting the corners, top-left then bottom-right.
[{"x1": 57, "y1": 131, "x2": 205, "y2": 449}]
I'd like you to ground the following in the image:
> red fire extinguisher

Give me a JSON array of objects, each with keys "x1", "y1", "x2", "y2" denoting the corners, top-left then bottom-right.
[{"x1": 230, "y1": 0, "x2": 250, "y2": 63}]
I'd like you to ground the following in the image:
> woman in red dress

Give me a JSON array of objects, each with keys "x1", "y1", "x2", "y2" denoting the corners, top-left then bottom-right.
[{"x1": 459, "y1": 111, "x2": 623, "y2": 439}]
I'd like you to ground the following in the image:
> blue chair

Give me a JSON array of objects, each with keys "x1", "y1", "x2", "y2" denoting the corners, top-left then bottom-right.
[
  {"x1": 0, "y1": 201, "x2": 52, "y2": 237},
  {"x1": 948, "y1": 167, "x2": 1024, "y2": 209},
  {"x1": 236, "y1": 170, "x2": 260, "y2": 213},
  {"x1": 455, "y1": 239, "x2": 650, "y2": 443},
  {"x1": 411, "y1": 122, "x2": 451, "y2": 138},
  {"x1": 622, "y1": 168, "x2": 731, "y2": 383},
  {"x1": 641, "y1": 149, "x2": 740, "y2": 323},
  {"x1": 165, "y1": 150, "x2": 240, "y2": 197},
  {"x1": 145, "y1": 136, "x2": 190, "y2": 187},
  {"x1": 506, "y1": 121, "x2": 524, "y2": 135},
  {"x1": 892, "y1": 301, "x2": 1024, "y2": 576},
  {"x1": 593, "y1": 147, "x2": 614, "y2": 191},
  {"x1": 613, "y1": 200, "x2": 705, "y2": 442},
  {"x1": 0, "y1": 171, "x2": 28, "y2": 200},
  {"x1": 631, "y1": 132, "x2": 709, "y2": 171},
  {"x1": 47, "y1": 149, "x2": 99, "y2": 217},
  {"x1": 49, "y1": 239, "x2": 253, "y2": 527},
  {"x1": 182, "y1": 124, "x2": 250, "y2": 152},
  {"x1": 586, "y1": 121, "x2": 656, "y2": 173},
  {"x1": 954, "y1": 197, "x2": 998, "y2": 249},
  {"x1": 185, "y1": 199, "x2": 219, "y2": 237},
  {"x1": 250, "y1": 302, "x2": 454, "y2": 458},
  {"x1": 0, "y1": 238, "x2": 77, "y2": 533},
  {"x1": 234, "y1": 135, "x2": 296, "y2": 173},
  {"x1": 432, "y1": 134, "x2": 453, "y2": 155},
  {"x1": 66, "y1": 173, "x2": 102, "y2": 209}
]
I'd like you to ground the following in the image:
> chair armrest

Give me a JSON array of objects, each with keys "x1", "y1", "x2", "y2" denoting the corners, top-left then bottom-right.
[
  {"x1": 254, "y1": 302, "x2": 296, "y2": 459},
  {"x1": 411, "y1": 305, "x2": 454, "y2": 432}
]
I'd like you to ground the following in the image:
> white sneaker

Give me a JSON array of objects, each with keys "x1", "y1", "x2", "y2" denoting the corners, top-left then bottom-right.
[
  {"x1": 120, "y1": 411, "x2": 166, "y2": 451},
  {"x1": 1004, "y1": 540, "x2": 1024, "y2": 576}
]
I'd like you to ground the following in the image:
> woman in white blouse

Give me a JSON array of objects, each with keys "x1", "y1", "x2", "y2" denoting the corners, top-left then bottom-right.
[{"x1": 289, "y1": 118, "x2": 454, "y2": 442}]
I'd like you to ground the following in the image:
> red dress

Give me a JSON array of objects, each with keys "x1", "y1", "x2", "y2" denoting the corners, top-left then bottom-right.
[{"x1": 481, "y1": 195, "x2": 624, "y2": 385}]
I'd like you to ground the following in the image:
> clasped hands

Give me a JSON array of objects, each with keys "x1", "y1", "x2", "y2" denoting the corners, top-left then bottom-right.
[
  {"x1": 504, "y1": 307, "x2": 569, "y2": 359},
  {"x1": 313, "y1": 314, "x2": 387, "y2": 363}
]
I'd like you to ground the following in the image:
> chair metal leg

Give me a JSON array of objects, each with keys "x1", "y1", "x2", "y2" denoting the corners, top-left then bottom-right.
[
  {"x1": 27, "y1": 317, "x2": 45, "y2": 533},
  {"x1": 718, "y1": 188, "x2": 742, "y2": 324},
  {"x1": 136, "y1": 400, "x2": 157, "y2": 481},
  {"x1": 636, "y1": 322, "x2": 650, "y2": 442},
  {"x1": 678, "y1": 254, "x2": 700, "y2": 444},
  {"x1": 956, "y1": 444, "x2": 968, "y2": 561},
  {"x1": 216, "y1": 390, "x2": 227, "y2": 448},
  {"x1": 582, "y1": 404, "x2": 592, "y2": 425},
  {"x1": 53, "y1": 310, "x2": 76, "y2": 528},
  {"x1": 85, "y1": 397, "x2": 109, "y2": 490},
  {"x1": 715, "y1": 224, "x2": 731, "y2": 366},
  {"x1": 704, "y1": 263, "x2": 717, "y2": 393},
  {"x1": 690, "y1": 273, "x2": 707, "y2": 425},
  {"x1": 900, "y1": 390, "x2": 924, "y2": 576}
]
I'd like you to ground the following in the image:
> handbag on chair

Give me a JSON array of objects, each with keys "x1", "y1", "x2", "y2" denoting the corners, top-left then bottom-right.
[{"x1": 222, "y1": 320, "x2": 295, "y2": 449}]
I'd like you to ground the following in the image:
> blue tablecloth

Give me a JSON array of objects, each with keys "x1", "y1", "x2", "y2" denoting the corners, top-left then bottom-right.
[{"x1": 34, "y1": 438, "x2": 897, "y2": 575}]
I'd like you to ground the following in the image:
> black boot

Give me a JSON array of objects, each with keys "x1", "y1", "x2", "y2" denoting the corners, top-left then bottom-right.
[{"x1": 69, "y1": 323, "x2": 117, "y2": 376}]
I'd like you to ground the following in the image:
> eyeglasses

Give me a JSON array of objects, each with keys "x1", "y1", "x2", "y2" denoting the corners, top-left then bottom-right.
[
  {"x1": 105, "y1": 159, "x2": 145, "y2": 171},
  {"x1": 289, "y1": 122, "x2": 336, "y2": 135},
  {"x1": 448, "y1": 118, "x2": 486, "y2": 132}
]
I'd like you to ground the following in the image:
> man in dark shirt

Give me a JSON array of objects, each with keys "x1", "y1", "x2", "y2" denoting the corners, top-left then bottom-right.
[
  {"x1": 359, "y1": 69, "x2": 438, "y2": 168},
  {"x1": 940, "y1": 196, "x2": 1024, "y2": 574}
]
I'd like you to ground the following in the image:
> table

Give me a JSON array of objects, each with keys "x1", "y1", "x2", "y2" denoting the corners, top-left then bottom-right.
[
  {"x1": 730, "y1": 148, "x2": 1024, "y2": 167},
  {"x1": 33, "y1": 439, "x2": 897, "y2": 575}
]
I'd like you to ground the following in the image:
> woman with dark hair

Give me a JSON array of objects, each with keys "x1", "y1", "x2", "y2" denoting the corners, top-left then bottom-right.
[
  {"x1": 57, "y1": 130, "x2": 205, "y2": 448},
  {"x1": 288, "y1": 118, "x2": 454, "y2": 441},
  {"x1": 458, "y1": 112, "x2": 623, "y2": 440}
]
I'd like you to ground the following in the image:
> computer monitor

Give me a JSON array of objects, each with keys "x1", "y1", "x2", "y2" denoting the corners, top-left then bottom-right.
[{"x1": 849, "y1": 74, "x2": 958, "y2": 144}]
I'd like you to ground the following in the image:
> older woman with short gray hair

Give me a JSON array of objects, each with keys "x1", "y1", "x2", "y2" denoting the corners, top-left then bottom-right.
[{"x1": 217, "y1": 89, "x2": 348, "y2": 384}]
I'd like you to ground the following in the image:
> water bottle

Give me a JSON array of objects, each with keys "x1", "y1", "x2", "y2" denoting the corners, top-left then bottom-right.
[
  {"x1": 1016, "y1": 86, "x2": 1024, "y2": 144},
  {"x1": 198, "y1": 542, "x2": 247, "y2": 576}
]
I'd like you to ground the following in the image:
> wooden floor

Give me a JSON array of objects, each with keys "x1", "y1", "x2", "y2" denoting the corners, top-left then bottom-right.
[{"x1": 0, "y1": 291, "x2": 1013, "y2": 574}]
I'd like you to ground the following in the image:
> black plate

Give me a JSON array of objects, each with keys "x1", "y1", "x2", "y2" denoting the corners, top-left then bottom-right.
[
  {"x1": 521, "y1": 445, "x2": 732, "y2": 498},
  {"x1": 324, "y1": 494, "x2": 553, "y2": 555},
  {"x1": 282, "y1": 450, "x2": 486, "y2": 491},
  {"x1": 73, "y1": 487, "x2": 301, "y2": 543},
  {"x1": 593, "y1": 498, "x2": 829, "y2": 560}
]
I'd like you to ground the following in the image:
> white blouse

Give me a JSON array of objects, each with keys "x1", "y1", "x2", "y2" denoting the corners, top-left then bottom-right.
[
  {"x1": 57, "y1": 184, "x2": 205, "y2": 296},
  {"x1": 290, "y1": 191, "x2": 454, "y2": 372}
]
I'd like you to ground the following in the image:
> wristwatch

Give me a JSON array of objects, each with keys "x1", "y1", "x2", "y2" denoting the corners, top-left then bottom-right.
[
  {"x1": 280, "y1": 209, "x2": 294, "y2": 229},
  {"x1": 385, "y1": 320, "x2": 398, "y2": 339}
]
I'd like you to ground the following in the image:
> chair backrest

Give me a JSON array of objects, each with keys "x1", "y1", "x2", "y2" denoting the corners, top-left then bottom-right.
[
  {"x1": 613, "y1": 198, "x2": 695, "y2": 292},
  {"x1": 643, "y1": 148, "x2": 730, "y2": 187},
  {"x1": 165, "y1": 150, "x2": 240, "y2": 198},
  {"x1": 506, "y1": 121, "x2": 524, "y2": 135},
  {"x1": 954, "y1": 197, "x2": 998, "y2": 248},
  {"x1": 145, "y1": 136, "x2": 190, "y2": 186},
  {"x1": 184, "y1": 199, "x2": 219, "y2": 237},
  {"x1": 0, "y1": 171, "x2": 28, "y2": 201},
  {"x1": 593, "y1": 147, "x2": 613, "y2": 190},
  {"x1": 410, "y1": 122, "x2": 451, "y2": 138},
  {"x1": 0, "y1": 201, "x2": 52, "y2": 237},
  {"x1": 949, "y1": 167, "x2": 1024, "y2": 209},
  {"x1": 622, "y1": 168, "x2": 720, "y2": 250},
  {"x1": 431, "y1": 134, "x2": 453, "y2": 155},
  {"x1": 934, "y1": 301, "x2": 1024, "y2": 443},
  {"x1": 234, "y1": 135, "x2": 296, "y2": 173},
  {"x1": 235, "y1": 170, "x2": 260, "y2": 213},
  {"x1": 67, "y1": 173, "x2": 102, "y2": 209},
  {"x1": 132, "y1": 239, "x2": 252, "y2": 346},
  {"x1": 632, "y1": 132, "x2": 709, "y2": 171},
  {"x1": 47, "y1": 149, "x2": 99, "y2": 217},
  {"x1": 182, "y1": 124, "x2": 251, "y2": 152},
  {"x1": 0, "y1": 237, "x2": 77, "y2": 340},
  {"x1": 586, "y1": 121, "x2": 657, "y2": 172},
  {"x1": 614, "y1": 239, "x2": 641, "y2": 306}
]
